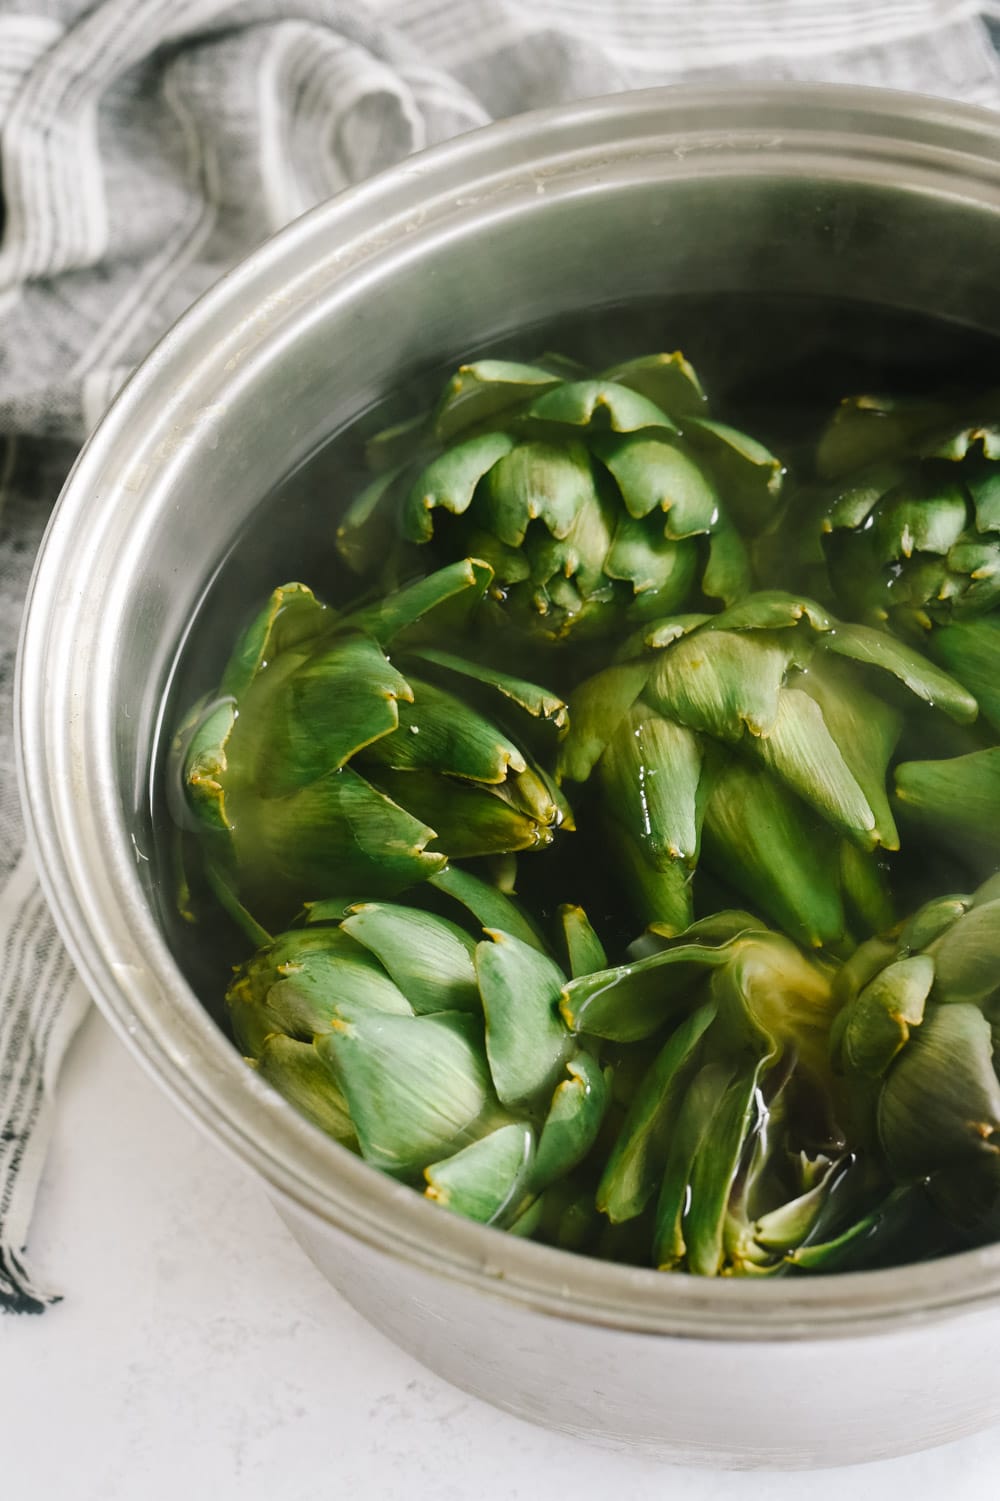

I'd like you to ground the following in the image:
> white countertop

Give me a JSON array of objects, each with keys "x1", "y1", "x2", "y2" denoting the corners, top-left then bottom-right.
[{"x1": 4, "y1": 1009, "x2": 1000, "y2": 1500}]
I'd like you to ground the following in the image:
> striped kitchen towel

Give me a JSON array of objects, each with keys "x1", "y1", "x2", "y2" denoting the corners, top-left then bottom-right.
[{"x1": 3, "y1": 0, "x2": 1000, "y2": 1311}]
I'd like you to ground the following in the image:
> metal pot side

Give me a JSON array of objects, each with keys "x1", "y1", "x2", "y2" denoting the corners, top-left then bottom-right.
[{"x1": 17, "y1": 85, "x2": 1000, "y2": 1467}]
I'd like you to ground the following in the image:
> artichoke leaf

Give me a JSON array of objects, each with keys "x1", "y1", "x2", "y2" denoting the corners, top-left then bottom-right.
[
  {"x1": 406, "y1": 646, "x2": 568, "y2": 731},
  {"x1": 521, "y1": 486, "x2": 617, "y2": 599},
  {"x1": 787, "y1": 1187, "x2": 916, "y2": 1271},
  {"x1": 797, "y1": 659, "x2": 902, "y2": 851},
  {"x1": 557, "y1": 659, "x2": 650, "y2": 783},
  {"x1": 342, "y1": 557, "x2": 493, "y2": 646},
  {"x1": 823, "y1": 465, "x2": 901, "y2": 531},
  {"x1": 433, "y1": 360, "x2": 561, "y2": 441},
  {"x1": 895, "y1": 745, "x2": 1000, "y2": 850},
  {"x1": 879, "y1": 1004, "x2": 1000, "y2": 1180},
  {"x1": 525, "y1": 379, "x2": 678, "y2": 435},
  {"x1": 181, "y1": 697, "x2": 237, "y2": 832},
  {"x1": 250, "y1": 633, "x2": 413, "y2": 795},
  {"x1": 358, "y1": 676, "x2": 526, "y2": 784},
  {"x1": 340, "y1": 902, "x2": 479, "y2": 1014},
  {"x1": 336, "y1": 466, "x2": 408, "y2": 574},
  {"x1": 557, "y1": 905, "x2": 608, "y2": 980},
  {"x1": 403, "y1": 432, "x2": 516, "y2": 542},
  {"x1": 702, "y1": 761, "x2": 847, "y2": 950},
  {"x1": 604, "y1": 509, "x2": 698, "y2": 600},
  {"x1": 653, "y1": 1059, "x2": 735, "y2": 1269},
  {"x1": 604, "y1": 820, "x2": 696, "y2": 934},
  {"x1": 702, "y1": 517, "x2": 753, "y2": 606},
  {"x1": 598, "y1": 705, "x2": 704, "y2": 868},
  {"x1": 967, "y1": 461, "x2": 1000, "y2": 533},
  {"x1": 425, "y1": 1122, "x2": 535, "y2": 1223},
  {"x1": 477, "y1": 931, "x2": 573, "y2": 1110},
  {"x1": 946, "y1": 536, "x2": 1000, "y2": 615},
  {"x1": 681, "y1": 416, "x2": 784, "y2": 534},
  {"x1": 816, "y1": 393, "x2": 953, "y2": 479},
  {"x1": 684, "y1": 1060, "x2": 766, "y2": 1277},
  {"x1": 926, "y1": 898, "x2": 1000, "y2": 1008},
  {"x1": 819, "y1": 621, "x2": 978, "y2": 724},
  {"x1": 367, "y1": 768, "x2": 555, "y2": 857},
  {"x1": 530, "y1": 1052, "x2": 610, "y2": 1193},
  {"x1": 839, "y1": 838, "x2": 895, "y2": 936},
  {"x1": 929, "y1": 617, "x2": 1000, "y2": 730},
  {"x1": 482, "y1": 439, "x2": 598, "y2": 545},
  {"x1": 871, "y1": 474, "x2": 968, "y2": 564},
  {"x1": 590, "y1": 432, "x2": 719, "y2": 535},
  {"x1": 230, "y1": 766, "x2": 445, "y2": 925},
  {"x1": 597, "y1": 1001, "x2": 716, "y2": 1224},
  {"x1": 703, "y1": 590, "x2": 832, "y2": 635},
  {"x1": 600, "y1": 351, "x2": 707, "y2": 416},
  {"x1": 253, "y1": 1035, "x2": 357, "y2": 1144},
  {"x1": 836, "y1": 955, "x2": 935, "y2": 1078},
  {"x1": 227, "y1": 926, "x2": 414, "y2": 1055},
  {"x1": 560, "y1": 939, "x2": 733, "y2": 1042},
  {"x1": 747, "y1": 686, "x2": 877, "y2": 846},
  {"x1": 428, "y1": 864, "x2": 547, "y2": 952},
  {"x1": 221, "y1": 582, "x2": 330, "y2": 702},
  {"x1": 647, "y1": 910, "x2": 765, "y2": 948},
  {"x1": 708, "y1": 934, "x2": 833, "y2": 1074},
  {"x1": 365, "y1": 411, "x2": 428, "y2": 472},
  {"x1": 753, "y1": 1158, "x2": 844, "y2": 1253},
  {"x1": 645, "y1": 628, "x2": 791, "y2": 742},
  {"x1": 316, "y1": 1009, "x2": 496, "y2": 1174},
  {"x1": 897, "y1": 893, "x2": 970, "y2": 954}
]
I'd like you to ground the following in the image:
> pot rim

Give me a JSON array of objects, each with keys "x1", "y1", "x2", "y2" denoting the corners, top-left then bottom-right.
[{"x1": 18, "y1": 81, "x2": 1000, "y2": 1342}]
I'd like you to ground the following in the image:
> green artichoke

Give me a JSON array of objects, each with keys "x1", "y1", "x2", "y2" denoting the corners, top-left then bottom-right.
[
  {"x1": 336, "y1": 352, "x2": 785, "y2": 643},
  {"x1": 228, "y1": 865, "x2": 610, "y2": 1230},
  {"x1": 558, "y1": 589, "x2": 977, "y2": 948},
  {"x1": 817, "y1": 392, "x2": 1000, "y2": 729},
  {"x1": 832, "y1": 874, "x2": 1000, "y2": 1242},
  {"x1": 560, "y1": 909, "x2": 898, "y2": 1274},
  {"x1": 175, "y1": 559, "x2": 572, "y2": 933}
]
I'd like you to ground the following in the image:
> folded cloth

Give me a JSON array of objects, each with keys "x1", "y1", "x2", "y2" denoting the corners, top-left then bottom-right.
[{"x1": 3, "y1": 0, "x2": 1000, "y2": 1311}]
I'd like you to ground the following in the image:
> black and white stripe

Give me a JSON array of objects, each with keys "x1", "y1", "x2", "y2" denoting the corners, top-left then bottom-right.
[{"x1": 0, "y1": 858, "x2": 88, "y2": 1312}]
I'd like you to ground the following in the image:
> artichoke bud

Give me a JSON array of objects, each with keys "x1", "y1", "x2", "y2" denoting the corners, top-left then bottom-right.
[
  {"x1": 336, "y1": 352, "x2": 788, "y2": 642},
  {"x1": 177, "y1": 563, "x2": 571, "y2": 930},
  {"x1": 228, "y1": 879, "x2": 610, "y2": 1215},
  {"x1": 559, "y1": 589, "x2": 970, "y2": 943},
  {"x1": 817, "y1": 393, "x2": 1000, "y2": 725},
  {"x1": 828, "y1": 876, "x2": 1000, "y2": 1236},
  {"x1": 563, "y1": 911, "x2": 845, "y2": 1273}
]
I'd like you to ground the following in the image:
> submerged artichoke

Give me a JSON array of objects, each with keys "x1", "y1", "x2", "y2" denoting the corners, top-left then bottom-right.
[
  {"x1": 175, "y1": 560, "x2": 572, "y2": 932},
  {"x1": 228, "y1": 866, "x2": 610, "y2": 1230},
  {"x1": 833, "y1": 874, "x2": 1000, "y2": 1242},
  {"x1": 558, "y1": 590, "x2": 978, "y2": 947},
  {"x1": 336, "y1": 353, "x2": 785, "y2": 643},
  {"x1": 561, "y1": 910, "x2": 898, "y2": 1274},
  {"x1": 817, "y1": 393, "x2": 1000, "y2": 728}
]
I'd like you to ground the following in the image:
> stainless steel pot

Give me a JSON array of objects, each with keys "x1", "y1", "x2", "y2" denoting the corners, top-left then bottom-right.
[{"x1": 17, "y1": 84, "x2": 1000, "y2": 1469}]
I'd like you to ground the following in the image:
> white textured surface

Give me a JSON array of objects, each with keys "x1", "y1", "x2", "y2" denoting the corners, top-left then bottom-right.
[{"x1": 3, "y1": 1012, "x2": 1000, "y2": 1498}]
